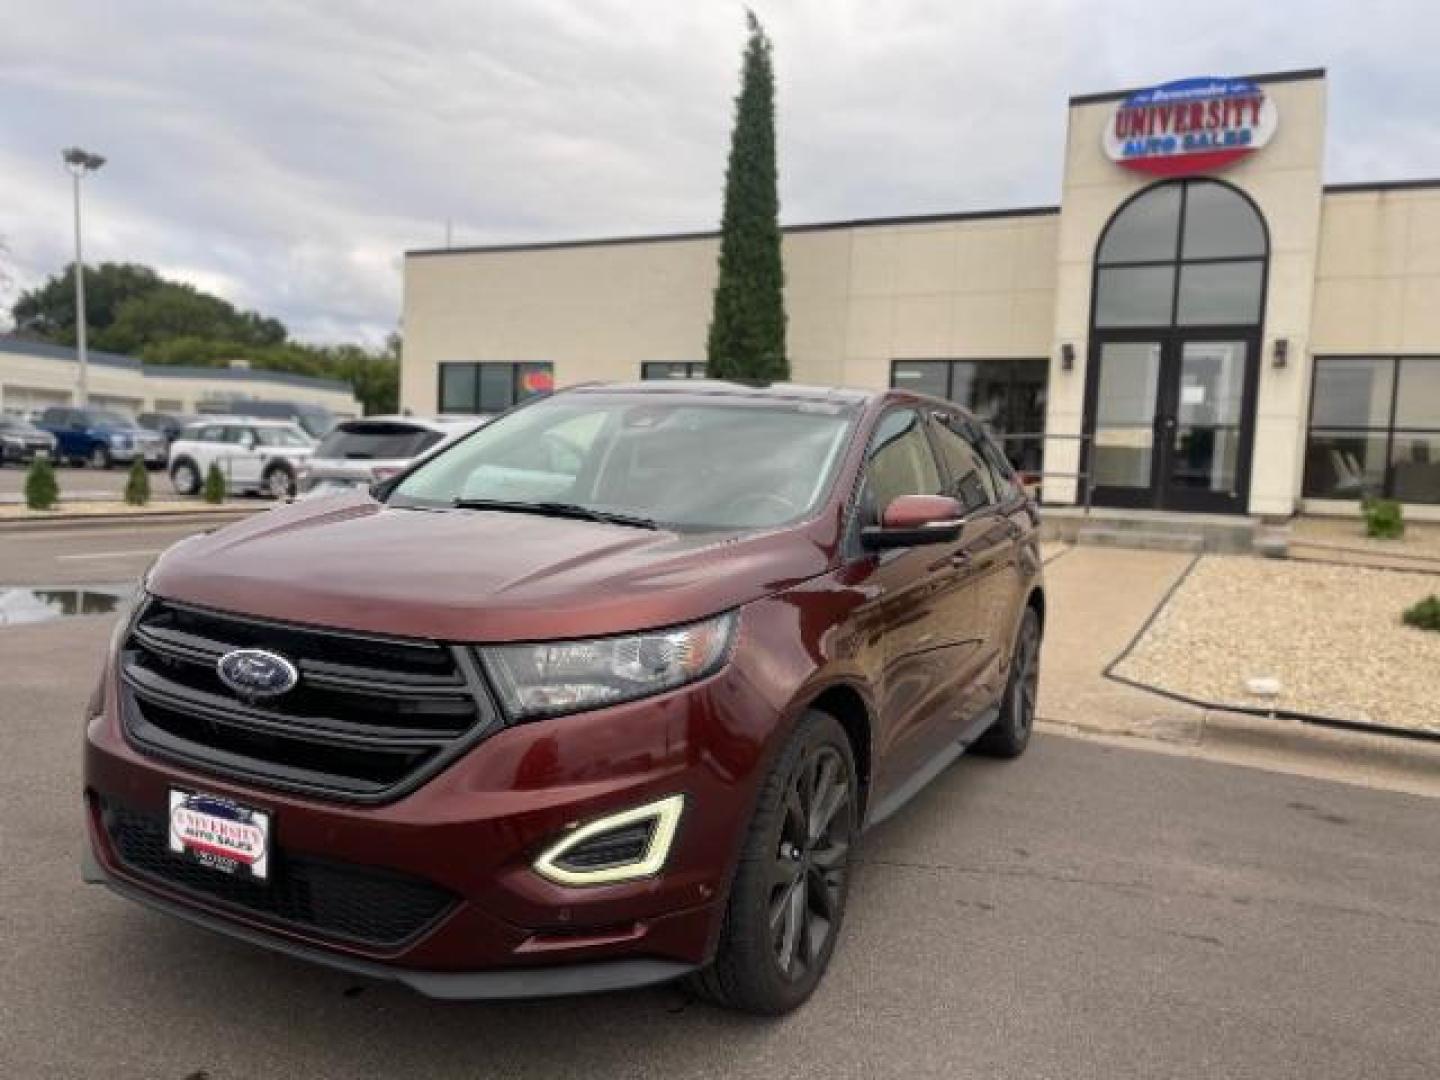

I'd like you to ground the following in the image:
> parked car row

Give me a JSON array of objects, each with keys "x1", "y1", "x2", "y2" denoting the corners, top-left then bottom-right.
[
  {"x1": 34, "y1": 407, "x2": 168, "y2": 469},
  {"x1": 165, "y1": 414, "x2": 484, "y2": 500}
]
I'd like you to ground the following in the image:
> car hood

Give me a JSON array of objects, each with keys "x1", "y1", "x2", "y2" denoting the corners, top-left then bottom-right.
[{"x1": 147, "y1": 491, "x2": 838, "y2": 641}]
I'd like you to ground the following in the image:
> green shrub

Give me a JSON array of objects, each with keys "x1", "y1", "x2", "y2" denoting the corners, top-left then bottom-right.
[
  {"x1": 24, "y1": 456, "x2": 59, "y2": 511},
  {"x1": 1362, "y1": 497, "x2": 1404, "y2": 539},
  {"x1": 123, "y1": 458, "x2": 151, "y2": 506},
  {"x1": 203, "y1": 462, "x2": 226, "y2": 504},
  {"x1": 1403, "y1": 595, "x2": 1440, "y2": 633}
]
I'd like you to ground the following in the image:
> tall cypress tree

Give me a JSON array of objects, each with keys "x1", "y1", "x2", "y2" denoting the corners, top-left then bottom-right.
[{"x1": 706, "y1": 11, "x2": 786, "y2": 383}]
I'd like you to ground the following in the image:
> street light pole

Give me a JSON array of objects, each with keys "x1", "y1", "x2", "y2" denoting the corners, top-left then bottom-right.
[{"x1": 62, "y1": 147, "x2": 105, "y2": 408}]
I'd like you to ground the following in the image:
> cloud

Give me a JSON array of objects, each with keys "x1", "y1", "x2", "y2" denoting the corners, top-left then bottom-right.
[{"x1": 0, "y1": 0, "x2": 1436, "y2": 344}]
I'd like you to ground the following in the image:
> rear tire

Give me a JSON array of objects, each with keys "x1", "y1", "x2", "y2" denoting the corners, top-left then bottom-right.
[
  {"x1": 689, "y1": 709, "x2": 858, "y2": 1015},
  {"x1": 262, "y1": 464, "x2": 296, "y2": 500},
  {"x1": 975, "y1": 606, "x2": 1041, "y2": 759},
  {"x1": 170, "y1": 459, "x2": 201, "y2": 496}
]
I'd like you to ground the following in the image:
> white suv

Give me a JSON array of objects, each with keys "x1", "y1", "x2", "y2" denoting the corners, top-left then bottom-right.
[{"x1": 168, "y1": 418, "x2": 316, "y2": 500}]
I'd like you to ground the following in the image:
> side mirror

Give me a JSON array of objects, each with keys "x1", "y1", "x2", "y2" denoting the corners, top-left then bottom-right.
[{"x1": 861, "y1": 494, "x2": 965, "y2": 550}]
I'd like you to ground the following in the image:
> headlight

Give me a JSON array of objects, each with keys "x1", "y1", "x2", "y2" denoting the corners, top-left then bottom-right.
[
  {"x1": 480, "y1": 612, "x2": 737, "y2": 720},
  {"x1": 109, "y1": 434, "x2": 130, "y2": 447}
]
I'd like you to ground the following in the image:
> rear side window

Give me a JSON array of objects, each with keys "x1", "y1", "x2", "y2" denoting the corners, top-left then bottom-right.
[
  {"x1": 929, "y1": 415, "x2": 998, "y2": 512},
  {"x1": 858, "y1": 409, "x2": 943, "y2": 525},
  {"x1": 315, "y1": 423, "x2": 442, "y2": 460}
]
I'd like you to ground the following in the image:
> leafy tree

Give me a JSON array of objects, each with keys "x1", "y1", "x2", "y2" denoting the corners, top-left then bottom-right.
[
  {"x1": 12, "y1": 263, "x2": 162, "y2": 343},
  {"x1": 24, "y1": 457, "x2": 59, "y2": 510},
  {"x1": 203, "y1": 462, "x2": 226, "y2": 504},
  {"x1": 123, "y1": 458, "x2": 151, "y2": 506},
  {"x1": 706, "y1": 11, "x2": 786, "y2": 383},
  {"x1": 12, "y1": 260, "x2": 398, "y2": 414}
]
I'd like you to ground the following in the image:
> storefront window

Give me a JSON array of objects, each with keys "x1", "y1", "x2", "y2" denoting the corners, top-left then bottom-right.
[
  {"x1": 641, "y1": 362, "x2": 706, "y2": 380},
  {"x1": 1304, "y1": 357, "x2": 1440, "y2": 504},
  {"x1": 890, "y1": 358, "x2": 1048, "y2": 473},
  {"x1": 438, "y1": 362, "x2": 554, "y2": 414},
  {"x1": 1094, "y1": 180, "x2": 1265, "y2": 330}
]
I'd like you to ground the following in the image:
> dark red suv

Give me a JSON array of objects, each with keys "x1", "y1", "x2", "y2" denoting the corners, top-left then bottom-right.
[{"x1": 83, "y1": 381, "x2": 1044, "y2": 1014}]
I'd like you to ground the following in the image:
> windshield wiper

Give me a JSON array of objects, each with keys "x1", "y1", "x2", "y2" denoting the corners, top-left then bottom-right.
[{"x1": 450, "y1": 498, "x2": 659, "y2": 530}]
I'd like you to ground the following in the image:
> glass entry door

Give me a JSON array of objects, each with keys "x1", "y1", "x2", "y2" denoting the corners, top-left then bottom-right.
[{"x1": 1088, "y1": 334, "x2": 1257, "y2": 513}]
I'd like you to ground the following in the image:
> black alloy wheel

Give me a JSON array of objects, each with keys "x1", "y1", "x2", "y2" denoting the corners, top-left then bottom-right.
[
  {"x1": 769, "y1": 744, "x2": 852, "y2": 982},
  {"x1": 690, "y1": 709, "x2": 858, "y2": 1015},
  {"x1": 976, "y1": 605, "x2": 1040, "y2": 759}
]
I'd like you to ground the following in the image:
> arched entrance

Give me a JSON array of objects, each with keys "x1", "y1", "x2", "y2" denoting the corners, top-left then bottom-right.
[{"x1": 1083, "y1": 179, "x2": 1268, "y2": 514}]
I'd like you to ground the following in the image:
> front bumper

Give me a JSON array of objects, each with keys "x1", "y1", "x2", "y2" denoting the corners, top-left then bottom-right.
[
  {"x1": 83, "y1": 651, "x2": 781, "y2": 998},
  {"x1": 108, "y1": 443, "x2": 167, "y2": 465}
]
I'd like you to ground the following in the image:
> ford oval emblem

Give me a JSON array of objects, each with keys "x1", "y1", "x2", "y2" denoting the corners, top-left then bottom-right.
[{"x1": 216, "y1": 648, "x2": 299, "y2": 699}]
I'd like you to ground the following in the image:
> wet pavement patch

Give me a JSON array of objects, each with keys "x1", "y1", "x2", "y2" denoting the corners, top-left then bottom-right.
[{"x1": 0, "y1": 585, "x2": 134, "y2": 626}]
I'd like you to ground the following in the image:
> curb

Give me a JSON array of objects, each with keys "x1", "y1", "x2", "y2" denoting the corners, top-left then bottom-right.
[
  {"x1": 0, "y1": 505, "x2": 264, "y2": 532},
  {"x1": 1040, "y1": 709, "x2": 1440, "y2": 798}
]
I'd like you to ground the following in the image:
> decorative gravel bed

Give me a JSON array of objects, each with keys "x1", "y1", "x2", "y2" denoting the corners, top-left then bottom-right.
[{"x1": 1113, "y1": 555, "x2": 1440, "y2": 733}]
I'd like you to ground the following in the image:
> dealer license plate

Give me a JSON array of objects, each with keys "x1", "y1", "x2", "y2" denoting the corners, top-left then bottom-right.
[{"x1": 168, "y1": 790, "x2": 271, "y2": 881}]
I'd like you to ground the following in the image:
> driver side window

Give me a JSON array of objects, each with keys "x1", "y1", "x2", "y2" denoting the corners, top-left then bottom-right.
[{"x1": 857, "y1": 409, "x2": 943, "y2": 527}]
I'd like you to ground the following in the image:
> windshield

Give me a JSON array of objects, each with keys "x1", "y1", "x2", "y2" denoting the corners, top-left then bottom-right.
[
  {"x1": 294, "y1": 409, "x2": 336, "y2": 438},
  {"x1": 316, "y1": 422, "x2": 442, "y2": 460},
  {"x1": 389, "y1": 392, "x2": 858, "y2": 530},
  {"x1": 90, "y1": 411, "x2": 134, "y2": 427}
]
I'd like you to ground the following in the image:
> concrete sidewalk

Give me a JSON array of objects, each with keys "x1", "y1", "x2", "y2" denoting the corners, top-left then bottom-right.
[
  {"x1": 1035, "y1": 545, "x2": 1440, "y2": 798},
  {"x1": 1037, "y1": 545, "x2": 1201, "y2": 740}
]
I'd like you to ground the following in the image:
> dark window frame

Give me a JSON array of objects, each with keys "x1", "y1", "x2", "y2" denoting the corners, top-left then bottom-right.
[
  {"x1": 640, "y1": 361, "x2": 706, "y2": 381},
  {"x1": 437, "y1": 362, "x2": 554, "y2": 415},
  {"x1": 1305, "y1": 355, "x2": 1440, "y2": 503},
  {"x1": 1093, "y1": 179, "x2": 1269, "y2": 331}
]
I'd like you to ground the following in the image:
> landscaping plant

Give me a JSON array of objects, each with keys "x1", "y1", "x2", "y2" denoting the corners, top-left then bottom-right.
[
  {"x1": 203, "y1": 461, "x2": 226, "y2": 504},
  {"x1": 24, "y1": 456, "x2": 59, "y2": 511},
  {"x1": 123, "y1": 458, "x2": 151, "y2": 506},
  {"x1": 705, "y1": 11, "x2": 786, "y2": 384},
  {"x1": 1362, "y1": 497, "x2": 1404, "y2": 539},
  {"x1": 1403, "y1": 595, "x2": 1440, "y2": 633}
]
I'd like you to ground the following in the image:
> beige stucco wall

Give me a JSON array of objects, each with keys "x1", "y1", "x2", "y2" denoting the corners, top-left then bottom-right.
[
  {"x1": 1311, "y1": 186, "x2": 1440, "y2": 353},
  {"x1": 400, "y1": 213, "x2": 1058, "y2": 414},
  {"x1": 0, "y1": 350, "x2": 360, "y2": 418},
  {"x1": 1045, "y1": 73, "x2": 1329, "y2": 515}
]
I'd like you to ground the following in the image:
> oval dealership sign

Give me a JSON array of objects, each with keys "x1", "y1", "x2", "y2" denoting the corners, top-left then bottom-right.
[{"x1": 1104, "y1": 77, "x2": 1278, "y2": 176}]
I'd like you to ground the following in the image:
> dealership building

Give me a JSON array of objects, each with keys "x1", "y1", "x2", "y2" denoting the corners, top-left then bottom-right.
[
  {"x1": 0, "y1": 338, "x2": 361, "y2": 421},
  {"x1": 401, "y1": 68, "x2": 1440, "y2": 519}
]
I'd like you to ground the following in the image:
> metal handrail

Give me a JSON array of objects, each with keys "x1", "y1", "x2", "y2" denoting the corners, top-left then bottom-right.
[{"x1": 994, "y1": 430, "x2": 1094, "y2": 514}]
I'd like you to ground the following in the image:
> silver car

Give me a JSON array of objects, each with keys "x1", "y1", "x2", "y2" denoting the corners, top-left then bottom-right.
[{"x1": 299, "y1": 416, "x2": 483, "y2": 496}]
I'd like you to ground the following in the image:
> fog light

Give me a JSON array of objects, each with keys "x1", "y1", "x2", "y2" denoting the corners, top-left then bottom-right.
[{"x1": 533, "y1": 795, "x2": 684, "y2": 887}]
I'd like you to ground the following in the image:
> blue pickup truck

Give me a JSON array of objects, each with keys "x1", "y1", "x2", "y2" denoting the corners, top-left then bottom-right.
[{"x1": 36, "y1": 406, "x2": 168, "y2": 469}]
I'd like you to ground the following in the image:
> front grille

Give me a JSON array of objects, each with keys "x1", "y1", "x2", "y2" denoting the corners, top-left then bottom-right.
[
  {"x1": 120, "y1": 598, "x2": 499, "y2": 801},
  {"x1": 100, "y1": 799, "x2": 456, "y2": 947}
]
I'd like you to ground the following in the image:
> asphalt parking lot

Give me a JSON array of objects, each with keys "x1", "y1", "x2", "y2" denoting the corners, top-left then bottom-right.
[{"x1": 2, "y1": 523, "x2": 1438, "y2": 1078}]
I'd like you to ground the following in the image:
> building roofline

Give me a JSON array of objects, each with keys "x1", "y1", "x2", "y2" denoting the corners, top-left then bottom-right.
[
  {"x1": 0, "y1": 336, "x2": 140, "y2": 370},
  {"x1": 1323, "y1": 177, "x2": 1440, "y2": 195},
  {"x1": 0, "y1": 338, "x2": 351, "y2": 394},
  {"x1": 405, "y1": 204, "x2": 1060, "y2": 259},
  {"x1": 1068, "y1": 67, "x2": 1326, "y2": 107}
]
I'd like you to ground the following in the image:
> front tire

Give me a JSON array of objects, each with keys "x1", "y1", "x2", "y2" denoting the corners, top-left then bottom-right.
[
  {"x1": 690, "y1": 709, "x2": 858, "y2": 1015},
  {"x1": 975, "y1": 606, "x2": 1041, "y2": 759}
]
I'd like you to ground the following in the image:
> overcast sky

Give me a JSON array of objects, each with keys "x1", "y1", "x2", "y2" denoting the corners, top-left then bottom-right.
[{"x1": 2, "y1": 0, "x2": 1437, "y2": 345}]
